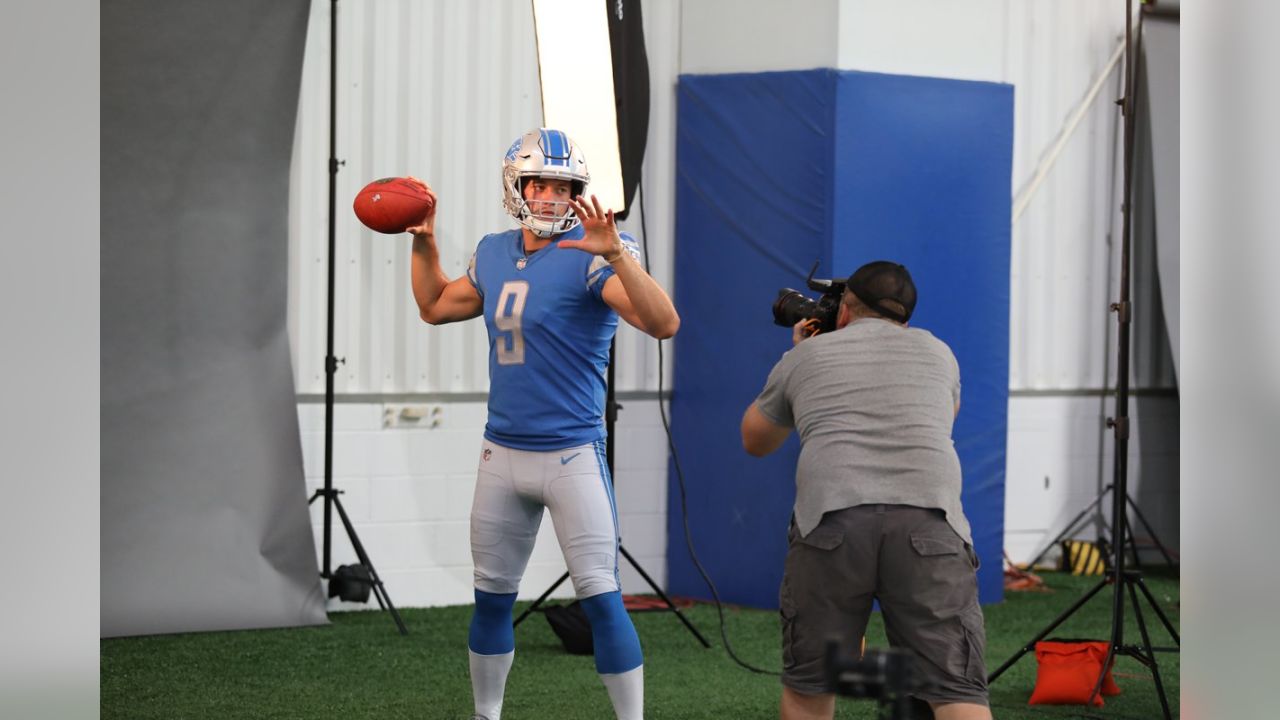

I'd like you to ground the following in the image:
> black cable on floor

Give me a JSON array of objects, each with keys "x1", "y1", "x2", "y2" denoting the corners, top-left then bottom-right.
[{"x1": 635, "y1": 180, "x2": 780, "y2": 677}]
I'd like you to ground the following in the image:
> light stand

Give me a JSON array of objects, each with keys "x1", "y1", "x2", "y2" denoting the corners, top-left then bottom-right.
[
  {"x1": 513, "y1": 340, "x2": 711, "y2": 648},
  {"x1": 305, "y1": 0, "x2": 406, "y2": 636},
  {"x1": 986, "y1": 2, "x2": 1177, "y2": 712}
]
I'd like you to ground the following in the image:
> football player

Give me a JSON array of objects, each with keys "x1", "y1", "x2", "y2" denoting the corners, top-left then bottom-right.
[{"x1": 406, "y1": 128, "x2": 679, "y2": 720}]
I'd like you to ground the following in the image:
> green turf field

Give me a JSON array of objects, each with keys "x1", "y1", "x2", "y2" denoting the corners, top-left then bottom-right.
[{"x1": 102, "y1": 570, "x2": 1178, "y2": 718}]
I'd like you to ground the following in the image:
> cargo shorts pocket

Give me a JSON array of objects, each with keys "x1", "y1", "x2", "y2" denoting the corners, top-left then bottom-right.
[
  {"x1": 779, "y1": 579, "x2": 798, "y2": 670},
  {"x1": 960, "y1": 609, "x2": 987, "y2": 679},
  {"x1": 798, "y1": 525, "x2": 845, "y2": 551},
  {"x1": 909, "y1": 533, "x2": 963, "y2": 558}
]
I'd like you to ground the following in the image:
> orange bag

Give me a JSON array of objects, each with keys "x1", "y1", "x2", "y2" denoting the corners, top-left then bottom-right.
[{"x1": 1028, "y1": 640, "x2": 1121, "y2": 707}]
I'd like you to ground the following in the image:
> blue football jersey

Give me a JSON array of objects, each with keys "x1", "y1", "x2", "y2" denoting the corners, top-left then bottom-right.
[{"x1": 466, "y1": 227, "x2": 642, "y2": 451}]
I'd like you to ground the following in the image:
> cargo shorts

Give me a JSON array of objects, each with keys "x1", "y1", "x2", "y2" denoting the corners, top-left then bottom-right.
[{"x1": 778, "y1": 504, "x2": 989, "y2": 706}]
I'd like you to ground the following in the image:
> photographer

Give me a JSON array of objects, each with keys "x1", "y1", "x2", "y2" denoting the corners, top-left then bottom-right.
[{"x1": 741, "y1": 262, "x2": 990, "y2": 720}]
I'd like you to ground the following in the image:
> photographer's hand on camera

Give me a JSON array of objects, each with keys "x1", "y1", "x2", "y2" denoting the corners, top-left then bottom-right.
[{"x1": 793, "y1": 318, "x2": 822, "y2": 345}]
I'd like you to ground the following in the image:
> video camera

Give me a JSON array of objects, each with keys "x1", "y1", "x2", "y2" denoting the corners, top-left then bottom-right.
[
  {"x1": 824, "y1": 640, "x2": 924, "y2": 720},
  {"x1": 772, "y1": 262, "x2": 847, "y2": 335}
]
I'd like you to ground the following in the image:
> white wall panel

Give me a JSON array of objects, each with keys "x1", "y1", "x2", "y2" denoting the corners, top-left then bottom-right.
[
  {"x1": 837, "y1": 0, "x2": 1008, "y2": 82},
  {"x1": 289, "y1": 0, "x2": 681, "y2": 397},
  {"x1": 1004, "y1": 394, "x2": 1179, "y2": 565},
  {"x1": 1000, "y1": 1, "x2": 1175, "y2": 391},
  {"x1": 1006, "y1": 1, "x2": 1118, "y2": 391}
]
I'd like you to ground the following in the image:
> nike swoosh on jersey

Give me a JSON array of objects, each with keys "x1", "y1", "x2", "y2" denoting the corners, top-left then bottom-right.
[{"x1": 560, "y1": 453, "x2": 581, "y2": 465}]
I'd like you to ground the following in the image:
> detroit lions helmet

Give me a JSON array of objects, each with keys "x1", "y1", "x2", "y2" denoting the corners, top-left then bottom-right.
[{"x1": 502, "y1": 128, "x2": 590, "y2": 237}]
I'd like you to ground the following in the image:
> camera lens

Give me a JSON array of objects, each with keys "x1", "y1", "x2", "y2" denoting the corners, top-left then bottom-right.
[{"x1": 773, "y1": 289, "x2": 815, "y2": 327}]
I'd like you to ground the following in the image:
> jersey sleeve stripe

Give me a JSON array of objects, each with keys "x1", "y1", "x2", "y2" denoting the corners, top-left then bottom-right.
[{"x1": 467, "y1": 252, "x2": 482, "y2": 296}]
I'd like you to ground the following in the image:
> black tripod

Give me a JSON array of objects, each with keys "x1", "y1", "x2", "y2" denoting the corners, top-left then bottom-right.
[
  {"x1": 987, "y1": 3, "x2": 1176, "y2": 713},
  {"x1": 305, "y1": 0, "x2": 406, "y2": 636},
  {"x1": 513, "y1": 341, "x2": 710, "y2": 648}
]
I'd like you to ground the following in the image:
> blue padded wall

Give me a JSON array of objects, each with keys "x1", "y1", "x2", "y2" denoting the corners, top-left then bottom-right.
[{"x1": 668, "y1": 69, "x2": 1012, "y2": 608}]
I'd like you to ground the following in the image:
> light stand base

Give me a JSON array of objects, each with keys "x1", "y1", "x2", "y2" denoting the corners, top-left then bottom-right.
[
  {"x1": 309, "y1": 488, "x2": 408, "y2": 636},
  {"x1": 513, "y1": 546, "x2": 712, "y2": 648}
]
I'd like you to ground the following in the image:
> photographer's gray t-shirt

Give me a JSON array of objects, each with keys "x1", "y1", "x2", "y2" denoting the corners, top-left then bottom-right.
[{"x1": 754, "y1": 318, "x2": 972, "y2": 545}]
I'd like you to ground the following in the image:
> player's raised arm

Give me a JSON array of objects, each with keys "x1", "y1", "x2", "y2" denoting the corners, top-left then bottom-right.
[
  {"x1": 562, "y1": 194, "x2": 680, "y2": 340},
  {"x1": 405, "y1": 187, "x2": 482, "y2": 325}
]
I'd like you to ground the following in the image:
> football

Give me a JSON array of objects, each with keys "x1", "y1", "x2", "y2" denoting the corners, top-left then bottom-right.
[{"x1": 353, "y1": 177, "x2": 434, "y2": 234}]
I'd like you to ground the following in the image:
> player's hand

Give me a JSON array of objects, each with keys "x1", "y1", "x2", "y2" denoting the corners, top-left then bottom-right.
[
  {"x1": 793, "y1": 319, "x2": 821, "y2": 345},
  {"x1": 403, "y1": 176, "x2": 438, "y2": 237},
  {"x1": 560, "y1": 195, "x2": 625, "y2": 261}
]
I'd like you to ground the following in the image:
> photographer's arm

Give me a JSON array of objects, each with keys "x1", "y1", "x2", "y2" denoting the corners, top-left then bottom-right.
[{"x1": 741, "y1": 404, "x2": 791, "y2": 457}]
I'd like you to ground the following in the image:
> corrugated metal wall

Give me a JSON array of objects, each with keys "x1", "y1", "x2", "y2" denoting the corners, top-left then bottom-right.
[
  {"x1": 288, "y1": 0, "x2": 1174, "y2": 398},
  {"x1": 1004, "y1": 1, "x2": 1175, "y2": 391},
  {"x1": 288, "y1": 0, "x2": 682, "y2": 396}
]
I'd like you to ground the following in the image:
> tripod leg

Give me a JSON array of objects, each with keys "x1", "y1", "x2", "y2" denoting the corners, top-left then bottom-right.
[
  {"x1": 1024, "y1": 487, "x2": 1108, "y2": 569},
  {"x1": 1090, "y1": 547, "x2": 1132, "y2": 705},
  {"x1": 987, "y1": 576, "x2": 1109, "y2": 683},
  {"x1": 1089, "y1": 635, "x2": 1119, "y2": 705},
  {"x1": 1125, "y1": 492, "x2": 1177, "y2": 566},
  {"x1": 1127, "y1": 581, "x2": 1174, "y2": 720},
  {"x1": 1123, "y1": 516, "x2": 1142, "y2": 570},
  {"x1": 307, "y1": 489, "x2": 333, "y2": 579},
  {"x1": 1133, "y1": 575, "x2": 1180, "y2": 645},
  {"x1": 331, "y1": 494, "x2": 408, "y2": 636},
  {"x1": 368, "y1": 578, "x2": 389, "y2": 611},
  {"x1": 513, "y1": 571, "x2": 570, "y2": 627},
  {"x1": 619, "y1": 545, "x2": 711, "y2": 648}
]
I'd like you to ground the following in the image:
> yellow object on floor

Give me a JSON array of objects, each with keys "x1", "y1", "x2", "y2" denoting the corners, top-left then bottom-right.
[{"x1": 1061, "y1": 540, "x2": 1108, "y2": 575}]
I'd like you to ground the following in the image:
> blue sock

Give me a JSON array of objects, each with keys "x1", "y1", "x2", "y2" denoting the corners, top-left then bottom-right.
[
  {"x1": 579, "y1": 591, "x2": 643, "y2": 674},
  {"x1": 469, "y1": 589, "x2": 518, "y2": 655}
]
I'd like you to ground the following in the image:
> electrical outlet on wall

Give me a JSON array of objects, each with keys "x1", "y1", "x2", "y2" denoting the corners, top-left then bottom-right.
[{"x1": 382, "y1": 403, "x2": 443, "y2": 429}]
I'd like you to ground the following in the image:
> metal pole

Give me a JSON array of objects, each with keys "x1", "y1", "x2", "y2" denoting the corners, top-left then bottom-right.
[
  {"x1": 1107, "y1": 0, "x2": 1138, "y2": 652},
  {"x1": 321, "y1": 0, "x2": 339, "y2": 579}
]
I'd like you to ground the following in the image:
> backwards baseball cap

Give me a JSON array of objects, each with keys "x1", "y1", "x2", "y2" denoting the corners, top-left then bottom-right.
[{"x1": 846, "y1": 261, "x2": 917, "y2": 323}]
